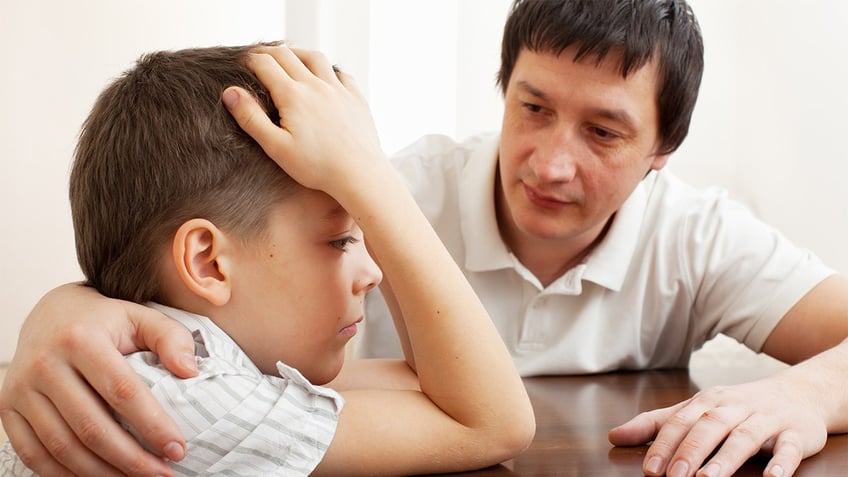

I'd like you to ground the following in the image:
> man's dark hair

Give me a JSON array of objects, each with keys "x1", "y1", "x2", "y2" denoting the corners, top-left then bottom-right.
[{"x1": 497, "y1": 0, "x2": 704, "y2": 155}]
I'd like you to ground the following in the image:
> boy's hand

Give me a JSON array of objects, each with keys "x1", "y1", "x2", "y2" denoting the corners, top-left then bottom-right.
[
  {"x1": 222, "y1": 45, "x2": 387, "y2": 196},
  {"x1": 0, "y1": 283, "x2": 197, "y2": 476}
]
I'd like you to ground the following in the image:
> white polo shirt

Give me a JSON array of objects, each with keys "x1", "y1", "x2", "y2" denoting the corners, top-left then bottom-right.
[{"x1": 358, "y1": 133, "x2": 835, "y2": 376}]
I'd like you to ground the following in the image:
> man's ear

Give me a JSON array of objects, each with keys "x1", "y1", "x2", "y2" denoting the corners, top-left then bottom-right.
[
  {"x1": 650, "y1": 152, "x2": 670, "y2": 171},
  {"x1": 171, "y1": 219, "x2": 233, "y2": 307}
]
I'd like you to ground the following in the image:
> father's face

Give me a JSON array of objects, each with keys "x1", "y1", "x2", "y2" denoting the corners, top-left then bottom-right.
[{"x1": 497, "y1": 47, "x2": 669, "y2": 254}]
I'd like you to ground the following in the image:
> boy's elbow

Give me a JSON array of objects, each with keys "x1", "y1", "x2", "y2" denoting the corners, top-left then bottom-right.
[
  {"x1": 507, "y1": 410, "x2": 537, "y2": 456},
  {"x1": 485, "y1": 407, "x2": 537, "y2": 465}
]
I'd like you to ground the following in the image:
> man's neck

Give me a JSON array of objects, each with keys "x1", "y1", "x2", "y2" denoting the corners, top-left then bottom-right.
[
  {"x1": 508, "y1": 219, "x2": 610, "y2": 288},
  {"x1": 493, "y1": 170, "x2": 614, "y2": 288}
]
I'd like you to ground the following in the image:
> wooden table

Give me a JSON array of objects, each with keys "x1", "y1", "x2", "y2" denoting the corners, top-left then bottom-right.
[{"x1": 440, "y1": 368, "x2": 848, "y2": 476}]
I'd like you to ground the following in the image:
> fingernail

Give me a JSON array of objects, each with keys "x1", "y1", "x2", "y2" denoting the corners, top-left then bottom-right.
[
  {"x1": 669, "y1": 460, "x2": 689, "y2": 477},
  {"x1": 180, "y1": 352, "x2": 198, "y2": 372},
  {"x1": 163, "y1": 441, "x2": 186, "y2": 461},
  {"x1": 768, "y1": 464, "x2": 784, "y2": 477},
  {"x1": 699, "y1": 462, "x2": 720, "y2": 477},
  {"x1": 645, "y1": 456, "x2": 664, "y2": 474},
  {"x1": 222, "y1": 88, "x2": 240, "y2": 108}
]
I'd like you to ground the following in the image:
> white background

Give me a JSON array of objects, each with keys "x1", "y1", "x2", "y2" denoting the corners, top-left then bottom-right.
[{"x1": 2, "y1": 0, "x2": 847, "y2": 363}]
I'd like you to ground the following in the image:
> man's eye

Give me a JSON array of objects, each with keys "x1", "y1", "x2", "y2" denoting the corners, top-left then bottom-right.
[
  {"x1": 590, "y1": 127, "x2": 619, "y2": 140},
  {"x1": 523, "y1": 102, "x2": 544, "y2": 114},
  {"x1": 330, "y1": 236, "x2": 360, "y2": 251}
]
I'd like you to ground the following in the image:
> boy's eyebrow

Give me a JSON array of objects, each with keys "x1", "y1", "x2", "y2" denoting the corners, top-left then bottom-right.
[{"x1": 322, "y1": 205, "x2": 348, "y2": 220}]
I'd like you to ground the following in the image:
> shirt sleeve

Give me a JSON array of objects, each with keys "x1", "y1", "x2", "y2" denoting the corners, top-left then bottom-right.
[
  {"x1": 680, "y1": 190, "x2": 835, "y2": 351},
  {"x1": 119, "y1": 351, "x2": 343, "y2": 477}
]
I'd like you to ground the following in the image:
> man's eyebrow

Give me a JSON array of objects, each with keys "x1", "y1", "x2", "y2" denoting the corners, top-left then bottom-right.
[
  {"x1": 591, "y1": 108, "x2": 638, "y2": 133},
  {"x1": 517, "y1": 80, "x2": 550, "y2": 101},
  {"x1": 517, "y1": 80, "x2": 638, "y2": 132}
]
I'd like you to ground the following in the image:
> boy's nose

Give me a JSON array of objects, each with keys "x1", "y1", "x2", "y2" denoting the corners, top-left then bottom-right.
[{"x1": 355, "y1": 252, "x2": 383, "y2": 295}]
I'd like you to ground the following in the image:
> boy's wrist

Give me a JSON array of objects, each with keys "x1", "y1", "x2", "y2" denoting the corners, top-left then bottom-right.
[{"x1": 326, "y1": 156, "x2": 398, "y2": 207}]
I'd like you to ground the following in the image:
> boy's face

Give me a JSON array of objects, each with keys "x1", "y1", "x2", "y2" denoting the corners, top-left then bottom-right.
[
  {"x1": 221, "y1": 188, "x2": 382, "y2": 384},
  {"x1": 497, "y1": 47, "x2": 669, "y2": 257}
]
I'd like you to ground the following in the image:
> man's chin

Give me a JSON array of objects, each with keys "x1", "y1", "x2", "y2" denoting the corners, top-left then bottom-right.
[{"x1": 516, "y1": 220, "x2": 581, "y2": 243}]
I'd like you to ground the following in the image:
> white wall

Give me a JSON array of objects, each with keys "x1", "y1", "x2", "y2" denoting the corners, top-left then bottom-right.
[
  {"x1": 0, "y1": 0, "x2": 287, "y2": 362},
  {"x1": 3, "y1": 1, "x2": 847, "y2": 363},
  {"x1": 284, "y1": 0, "x2": 511, "y2": 154},
  {"x1": 677, "y1": 1, "x2": 848, "y2": 275}
]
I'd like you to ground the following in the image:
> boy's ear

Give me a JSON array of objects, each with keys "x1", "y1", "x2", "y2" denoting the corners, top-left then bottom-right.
[{"x1": 172, "y1": 219, "x2": 233, "y2": 307}]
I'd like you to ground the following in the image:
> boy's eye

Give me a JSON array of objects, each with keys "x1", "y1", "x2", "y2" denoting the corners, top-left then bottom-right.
[{"x1": 330, "y1": 236, "x2": 360, "y2": 251}]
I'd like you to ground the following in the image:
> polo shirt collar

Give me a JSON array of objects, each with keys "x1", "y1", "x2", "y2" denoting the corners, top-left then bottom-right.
[
  {"x1": 459, "y1": 134, "x2": 515, "y2": 272},
  {"x1": 580, "y1": 172, "x2": 653, "y2": 292}
]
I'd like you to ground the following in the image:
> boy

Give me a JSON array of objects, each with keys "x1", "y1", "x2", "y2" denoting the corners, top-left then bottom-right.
[{"x1": 0, "y1": 43, "x2": 534, "y2": 476}]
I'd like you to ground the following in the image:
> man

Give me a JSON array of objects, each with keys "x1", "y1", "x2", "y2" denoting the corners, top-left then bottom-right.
[{"x1": 3, "y1": 1, "x2": 848, "y2": 476}]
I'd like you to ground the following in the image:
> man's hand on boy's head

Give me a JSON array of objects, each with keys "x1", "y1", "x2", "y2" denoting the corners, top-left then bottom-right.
[
  {"x1": 224, "y1": 44, "x2": 387, "y2": 196},
  {"x1": 0, "y1": 282, "x2": 196, "y2": 477}
]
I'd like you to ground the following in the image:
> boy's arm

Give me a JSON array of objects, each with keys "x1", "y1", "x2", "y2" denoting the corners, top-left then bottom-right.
[
  {"x1": 324, "y1": 359, "x2": 420, "y2": 392},
  {"x1": 0, "y1": 283, "x2": 196, "y2": 476},
  {"x1": 225, "y1": 45, "x2": 535, "y2": 475},
  {"x1": 375, "y1": 277, "x2": 417, "y2": 370}
]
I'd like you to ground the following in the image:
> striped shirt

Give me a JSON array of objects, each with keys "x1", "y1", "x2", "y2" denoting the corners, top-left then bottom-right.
[{"x1": 1, "y1": 304, "x2": 344, "y2": 476}]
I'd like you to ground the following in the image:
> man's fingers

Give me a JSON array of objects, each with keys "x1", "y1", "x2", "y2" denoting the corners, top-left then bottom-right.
[
  {"x1": 50, "y1": 313, "x2": 185, "y2": 467},
  {"x1": 608, "y1": 406, "x2": 674, "y2": 446},
  {"x1": 31, "y1": 360, "x2": 176, "y2": 476},
  {"x1": 764, "y1": 432, "x2": 806, "y2": 477},
  {"x1": 68, "y1": 339, "x2": 186, "y2": 466},
  {"x1": 640, "y1": 401, "x2": 707, "y2": 476},
  {"x1": 5, "y1": 387, "x2": 144, "y2": 477},
  {"x1": 1, "y1": 347, "x2": 106, "y2": 475},
  {"x1": 29, "y1": 392, "x2": 133, "y2": 477},
  {"x1": 1, "y1": 408, "x2": 76, "y2": 476},
  {"x1": 1, "y1": 285, "x2": 184, "y2": 475},
  {"x1": 127, "y1": 303, "x2": 197, "y2": 379},
  {"x1": 670, "y1": 407, "x2": 758, "y2": 477}
]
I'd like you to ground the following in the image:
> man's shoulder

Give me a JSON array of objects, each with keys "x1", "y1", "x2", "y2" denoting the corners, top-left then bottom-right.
[
  {"x1": 644, "y1": 170, "x2": 739, "y2": 223},
  {"x1": 639, "y1": 170, "x2": 782, "y2": 258},
  {"x1": 390, "y1": 132, "x2": 499, "y2": 166}
]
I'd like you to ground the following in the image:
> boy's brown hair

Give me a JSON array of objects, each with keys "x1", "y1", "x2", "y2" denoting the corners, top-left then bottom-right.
[{"x1": 70, "y1": 43, "x2": 298, "y2": 304}]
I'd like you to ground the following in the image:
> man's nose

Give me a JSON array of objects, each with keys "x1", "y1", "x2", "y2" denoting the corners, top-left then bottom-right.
[{"x1": 528, "y1": 129, "x2": 579, "y2": 183}]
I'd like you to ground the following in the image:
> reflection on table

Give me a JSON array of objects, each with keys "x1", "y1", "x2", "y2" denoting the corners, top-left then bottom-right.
[{"x1": 438, "y1": 368, "x2": 848, "y2": 476}]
